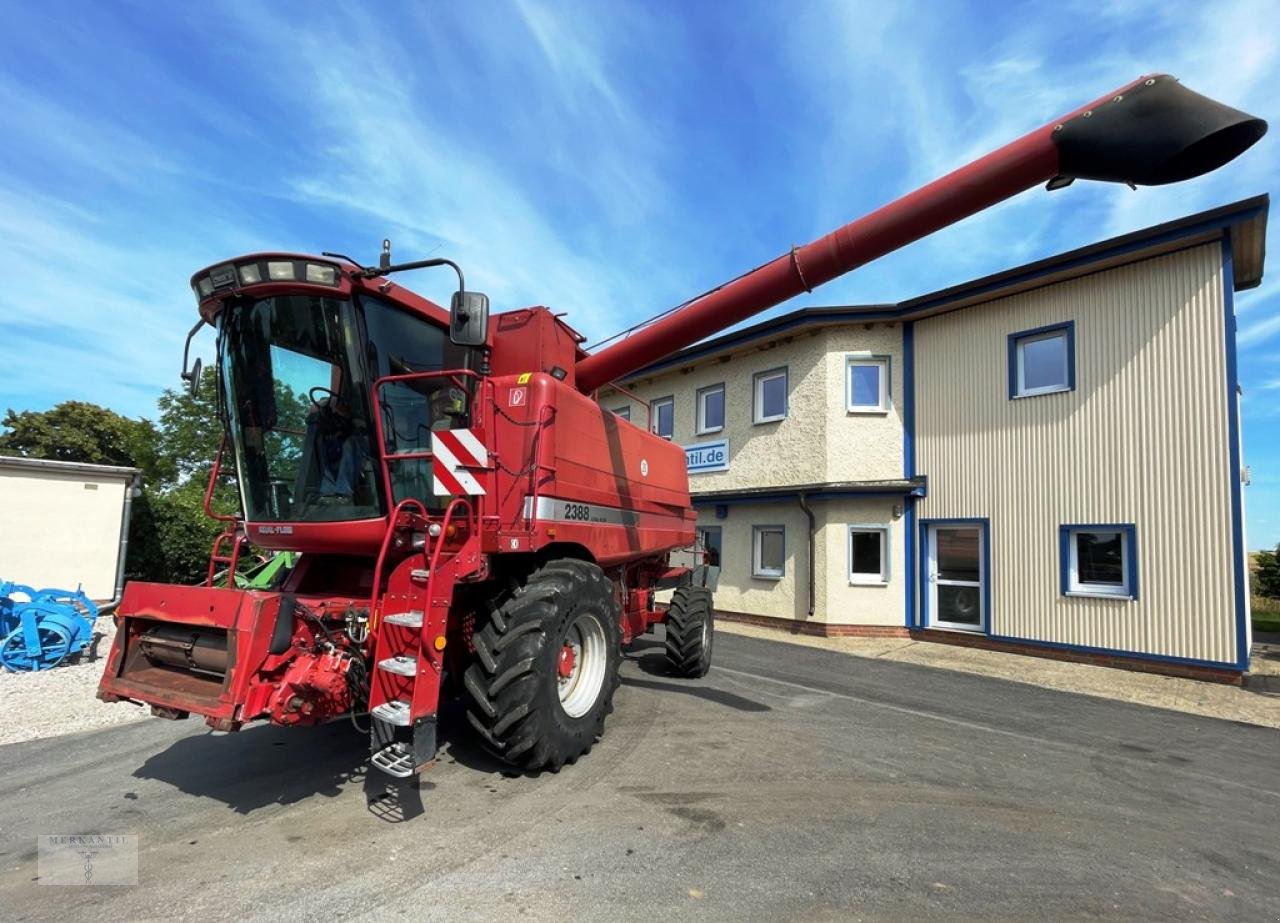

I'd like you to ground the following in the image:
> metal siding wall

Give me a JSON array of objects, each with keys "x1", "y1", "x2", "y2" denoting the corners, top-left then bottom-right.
[{"x1": 915, "y1": 244, "x2": 1236, "y2": 664}]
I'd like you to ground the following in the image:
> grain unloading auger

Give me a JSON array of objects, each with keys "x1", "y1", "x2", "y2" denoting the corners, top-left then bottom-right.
[{"x1": 99, "y1": 75, "x2": 1264, "y2": 777}]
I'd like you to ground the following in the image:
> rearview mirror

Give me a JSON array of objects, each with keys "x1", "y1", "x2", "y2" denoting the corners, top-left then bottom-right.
[
  {"x1": 182, "y1": 357, "x2": 203, "y2": 398},
  {"x1": 450, "y1": 291, "x2": 490, "y2": 347}
]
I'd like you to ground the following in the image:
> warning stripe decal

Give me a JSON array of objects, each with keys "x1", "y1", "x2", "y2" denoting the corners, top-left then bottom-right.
[{"x1": 432, "y1": 429, "x2": 487, "y2": 496}]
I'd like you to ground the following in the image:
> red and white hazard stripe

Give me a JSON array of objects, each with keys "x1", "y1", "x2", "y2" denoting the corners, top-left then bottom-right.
[{"x1": 432, "y1": 428, "x2": 487, "y2": 496}]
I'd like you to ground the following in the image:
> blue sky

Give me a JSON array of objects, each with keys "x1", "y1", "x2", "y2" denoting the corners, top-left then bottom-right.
[{"x1": 1, "y1": 0, "x2": 1277, "y2": 546}]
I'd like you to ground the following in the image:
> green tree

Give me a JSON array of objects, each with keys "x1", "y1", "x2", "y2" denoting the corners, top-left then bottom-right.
[
  {"x1": 126, "y1": 483, "x2": 230, "y2": 585},
  {"x1": 1255, "y1": 545, "x2": 1280, "y2": 599},
  {"x1": 155, "y1": 366, "x2": 225, "y2": 486},
  {"x1": 0, "y1": 401, "x2": 173, "y2": 485}
]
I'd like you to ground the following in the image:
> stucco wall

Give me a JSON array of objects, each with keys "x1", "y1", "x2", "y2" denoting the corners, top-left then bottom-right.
[
  {"x1": 609, "y1": 323, "x2": 906, "y2": 491},
  {"x1": 696, "y1": 503, "x2": 811, "y2": 621},
  {"x1": 822, "y1": 324, "x2": 905, "y2": 482},
  {"x1": 0, "y1": 465, "x2": 130, "y2": 599},
  {"x1": 914, "y1": 244, "x2": 1240, "y2": 664},
  {"x1": 616, "y1": 331, "x2": 831, "y2": 491},
  {"x1": 818, "y1": 497, "x2": 904, "y2": 626},
  {"x1": 605, "y1": 322, "x2": 909, "y2": 629}
]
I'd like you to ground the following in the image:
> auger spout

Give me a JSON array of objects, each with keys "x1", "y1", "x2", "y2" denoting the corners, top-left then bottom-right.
[{"x1": 574, "y1": 74, "x2": 1265, "y2": 394}]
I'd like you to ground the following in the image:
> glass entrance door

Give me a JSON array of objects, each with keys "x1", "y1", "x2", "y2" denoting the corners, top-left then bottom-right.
[{"x1": 927, "y1": 524, "x2": 985, "y2": 631}]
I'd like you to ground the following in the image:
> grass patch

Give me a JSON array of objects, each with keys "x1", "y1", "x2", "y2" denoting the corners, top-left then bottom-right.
[{"x1": 1253, "y1": 596, "x2": 1280, "y2": 634}]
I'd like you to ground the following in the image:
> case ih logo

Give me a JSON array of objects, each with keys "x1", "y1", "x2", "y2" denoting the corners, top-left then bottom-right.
[{"x1": 432, "y1": 429, "x2": 488, "y2": 496}]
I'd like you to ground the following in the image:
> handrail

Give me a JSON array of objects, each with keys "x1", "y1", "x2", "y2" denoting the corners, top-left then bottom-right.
[
  {"x1": 202, "y1": 434, "x2": 238, "y2": 524},
  {"x1": 369, "y1": 497, "x2": 428, "y2": 633},
  {"x1": 370, "y1": 367, "x2": 480, "y2": 493}
]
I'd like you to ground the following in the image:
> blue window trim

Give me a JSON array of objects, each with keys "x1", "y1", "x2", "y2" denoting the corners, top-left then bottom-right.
[
  {"x1": 1058, "y1": 523, "x2": 1138, "y2": 600},
  {"x1": 752, "y1": 523, "x2": 786, "y2": 580},
  {"x1": 845, "y1": 353, "x2": 892, "y2": 412},
  {"x1": 752, "y1": 366, "x2": 789, "y2": 424},
  {"x1": 1006, "y1": 321, "x2": 1076, "y2": 399},
  {"x1": 903, "y1": 322, "x2": 916, "y2": 627},
  {"x1": 695, "y1": 382, "x2": 726, "y2": 435},
  {"x1": 1222, "y1": 234, "x2": 1249, "y2": 670},
  {"x1": 917, "y1": 518, "x2": 991, "y2": 633}
]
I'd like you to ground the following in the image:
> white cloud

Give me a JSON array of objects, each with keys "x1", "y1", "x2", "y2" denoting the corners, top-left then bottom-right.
[{"x1": 1239, "y1": 311, "x2": 1280, "y2": 349}]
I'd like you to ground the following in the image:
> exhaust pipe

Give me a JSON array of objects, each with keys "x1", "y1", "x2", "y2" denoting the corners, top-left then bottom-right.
[{"x1": 1052, "y1": 74, "x2": 1267, "y2": 187}]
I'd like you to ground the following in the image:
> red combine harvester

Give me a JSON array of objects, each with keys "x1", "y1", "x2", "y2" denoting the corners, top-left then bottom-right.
[{"x1": 99, "y1": 76, "x2": 1264, "y2": 778}]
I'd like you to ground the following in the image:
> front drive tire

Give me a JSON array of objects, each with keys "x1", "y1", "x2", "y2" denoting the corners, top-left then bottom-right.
[
  {"x1": 463, "y1": 559, "x2": 622, "y2": 772},
  {"x1": 665, "y1": 586, "x2": 714, "y2": 678}
]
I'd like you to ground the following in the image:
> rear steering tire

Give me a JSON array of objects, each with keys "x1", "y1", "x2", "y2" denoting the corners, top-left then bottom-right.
[
  {"x1": 463, "y1": 559, "x2": 622, "y2": 772},
  {"x1": 665, "y1": 586, "x2": 714, "y2": 678}
]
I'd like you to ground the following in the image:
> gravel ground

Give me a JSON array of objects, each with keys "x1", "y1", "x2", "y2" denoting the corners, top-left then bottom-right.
[
  {"x1": 0, "y1": 617, "x2": 148, "y2": 745},
  {"x1": 717, "y1": 620, "x2": 1280, "y2": 728}
]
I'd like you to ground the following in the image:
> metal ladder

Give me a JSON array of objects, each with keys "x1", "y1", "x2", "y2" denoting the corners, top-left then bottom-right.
[{"x1": 367, "y1": 499, "x2": 476, "y2": 778}]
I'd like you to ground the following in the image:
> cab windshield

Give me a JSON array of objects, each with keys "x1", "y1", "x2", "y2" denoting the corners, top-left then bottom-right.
[{"x1": 219, "y1": 293, "x2": 468, "y2": 523}]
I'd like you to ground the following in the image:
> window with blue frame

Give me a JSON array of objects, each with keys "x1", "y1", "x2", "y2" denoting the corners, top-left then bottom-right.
[
  {"x1": 1009, "y1": 322, "x2": 1075, "y2": 398},
  {"x1": 1059, "y1": 524, "x2": 1137, "y2": 599}
]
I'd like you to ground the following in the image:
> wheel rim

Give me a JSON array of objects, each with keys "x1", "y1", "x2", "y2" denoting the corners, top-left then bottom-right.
[
  {"x1": 558, "y1": 612, "x2": 607, "y2": 718},
  {"x1": 1, "y1": 623, "x2": 72, "y2": 672}
]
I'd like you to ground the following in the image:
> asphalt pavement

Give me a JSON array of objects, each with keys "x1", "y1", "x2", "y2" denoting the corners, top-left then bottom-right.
[{"x1": 1, "y1": 630, "x2": 1278, "y2": 921}]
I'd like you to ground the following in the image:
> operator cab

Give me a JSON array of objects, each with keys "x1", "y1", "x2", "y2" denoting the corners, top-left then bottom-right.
[{"x1": 192, "y1": 255, "x2": 477, "y2": 528}]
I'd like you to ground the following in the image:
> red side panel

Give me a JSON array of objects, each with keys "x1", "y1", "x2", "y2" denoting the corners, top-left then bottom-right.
[{"x1": 487, "y1": 372, "x2": 695, "y2": 565}]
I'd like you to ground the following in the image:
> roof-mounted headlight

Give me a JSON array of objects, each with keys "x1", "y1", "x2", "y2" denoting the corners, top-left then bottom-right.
[
  {"x1": 209, "y1": 263, "x2": 237, "y2": 292},
  {"x1": 238, "y1": 263, "x2": 262, "y2": 285},
  {"x1": 305, "y1": 262, "x2": 337, "y2": 285},
  {"x1": 267, "y1": 261, "x2": 295, "y2": 281}
]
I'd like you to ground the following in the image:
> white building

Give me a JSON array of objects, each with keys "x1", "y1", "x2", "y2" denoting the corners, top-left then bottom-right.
[
  {"x1": 603, "y1": 197, "x2": 1267, "y2": 683},
  {"x1": 0, "y1": 456, "x2": 140, "y2": 603}
]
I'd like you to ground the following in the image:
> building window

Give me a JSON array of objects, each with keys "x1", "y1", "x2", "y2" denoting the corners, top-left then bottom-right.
[
  {"x1": 651, "y1": 396, "x2": 674, "y2": 439},
  {"x1": 752, "y1": 525, "x2": 785, "y2": 579},
  {"x1": 612, "y1": 405, "x2": 631, "y2": 421},
  {"x1": 753, "y1": 368, "x2": 788, "y2": 424},
  {"x1": 848, "y1": 526, "x2": 889, "y2": 584},
  {"x1": 1009, "y1": 322, "x2": 1075, "y2": 398},
  {"x1": 1059, "y1": 524, "x2": 1137, "y2": 599},
  {"x1": 696, "y1": 383, "x2": 725, "y2": 435},
  {"x1": 846, "y1": 356, "x2": 890, "y2": 413},
  {"x1": 698, "y1": 526, "x2": 722, "y2": 568}
]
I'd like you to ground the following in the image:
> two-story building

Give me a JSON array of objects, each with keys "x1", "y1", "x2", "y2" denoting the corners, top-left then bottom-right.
[{"x1": 601, "y1": 196, "x2": 1267, "y2": 683}]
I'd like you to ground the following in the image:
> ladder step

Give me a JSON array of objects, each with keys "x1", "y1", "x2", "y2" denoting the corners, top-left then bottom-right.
[
  {"x1": 371, "y1": 700, "x2": 412, "y2": 726},
  {"x1": 377, "y1": 655, "x2": 418, "y2": 676},
  {"x1": 371, "y1": 742, "x2": 416, "y2": 778},
  {"x1": 384, "y1": 610, "x2": 423, "y2": 629}
]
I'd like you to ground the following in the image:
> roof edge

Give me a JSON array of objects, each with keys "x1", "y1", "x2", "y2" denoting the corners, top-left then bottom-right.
[{"x1": 0, "y1": 455, "x2": 142, "y2": 479}]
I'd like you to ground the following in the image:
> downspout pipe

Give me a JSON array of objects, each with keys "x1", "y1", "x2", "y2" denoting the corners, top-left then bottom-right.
[
  {"x1": 798, "y1": 492, "x2": 816, "y2": 618},
  {"x1": 100, "y1": 472, "x2": 142, "y2": 616}
]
